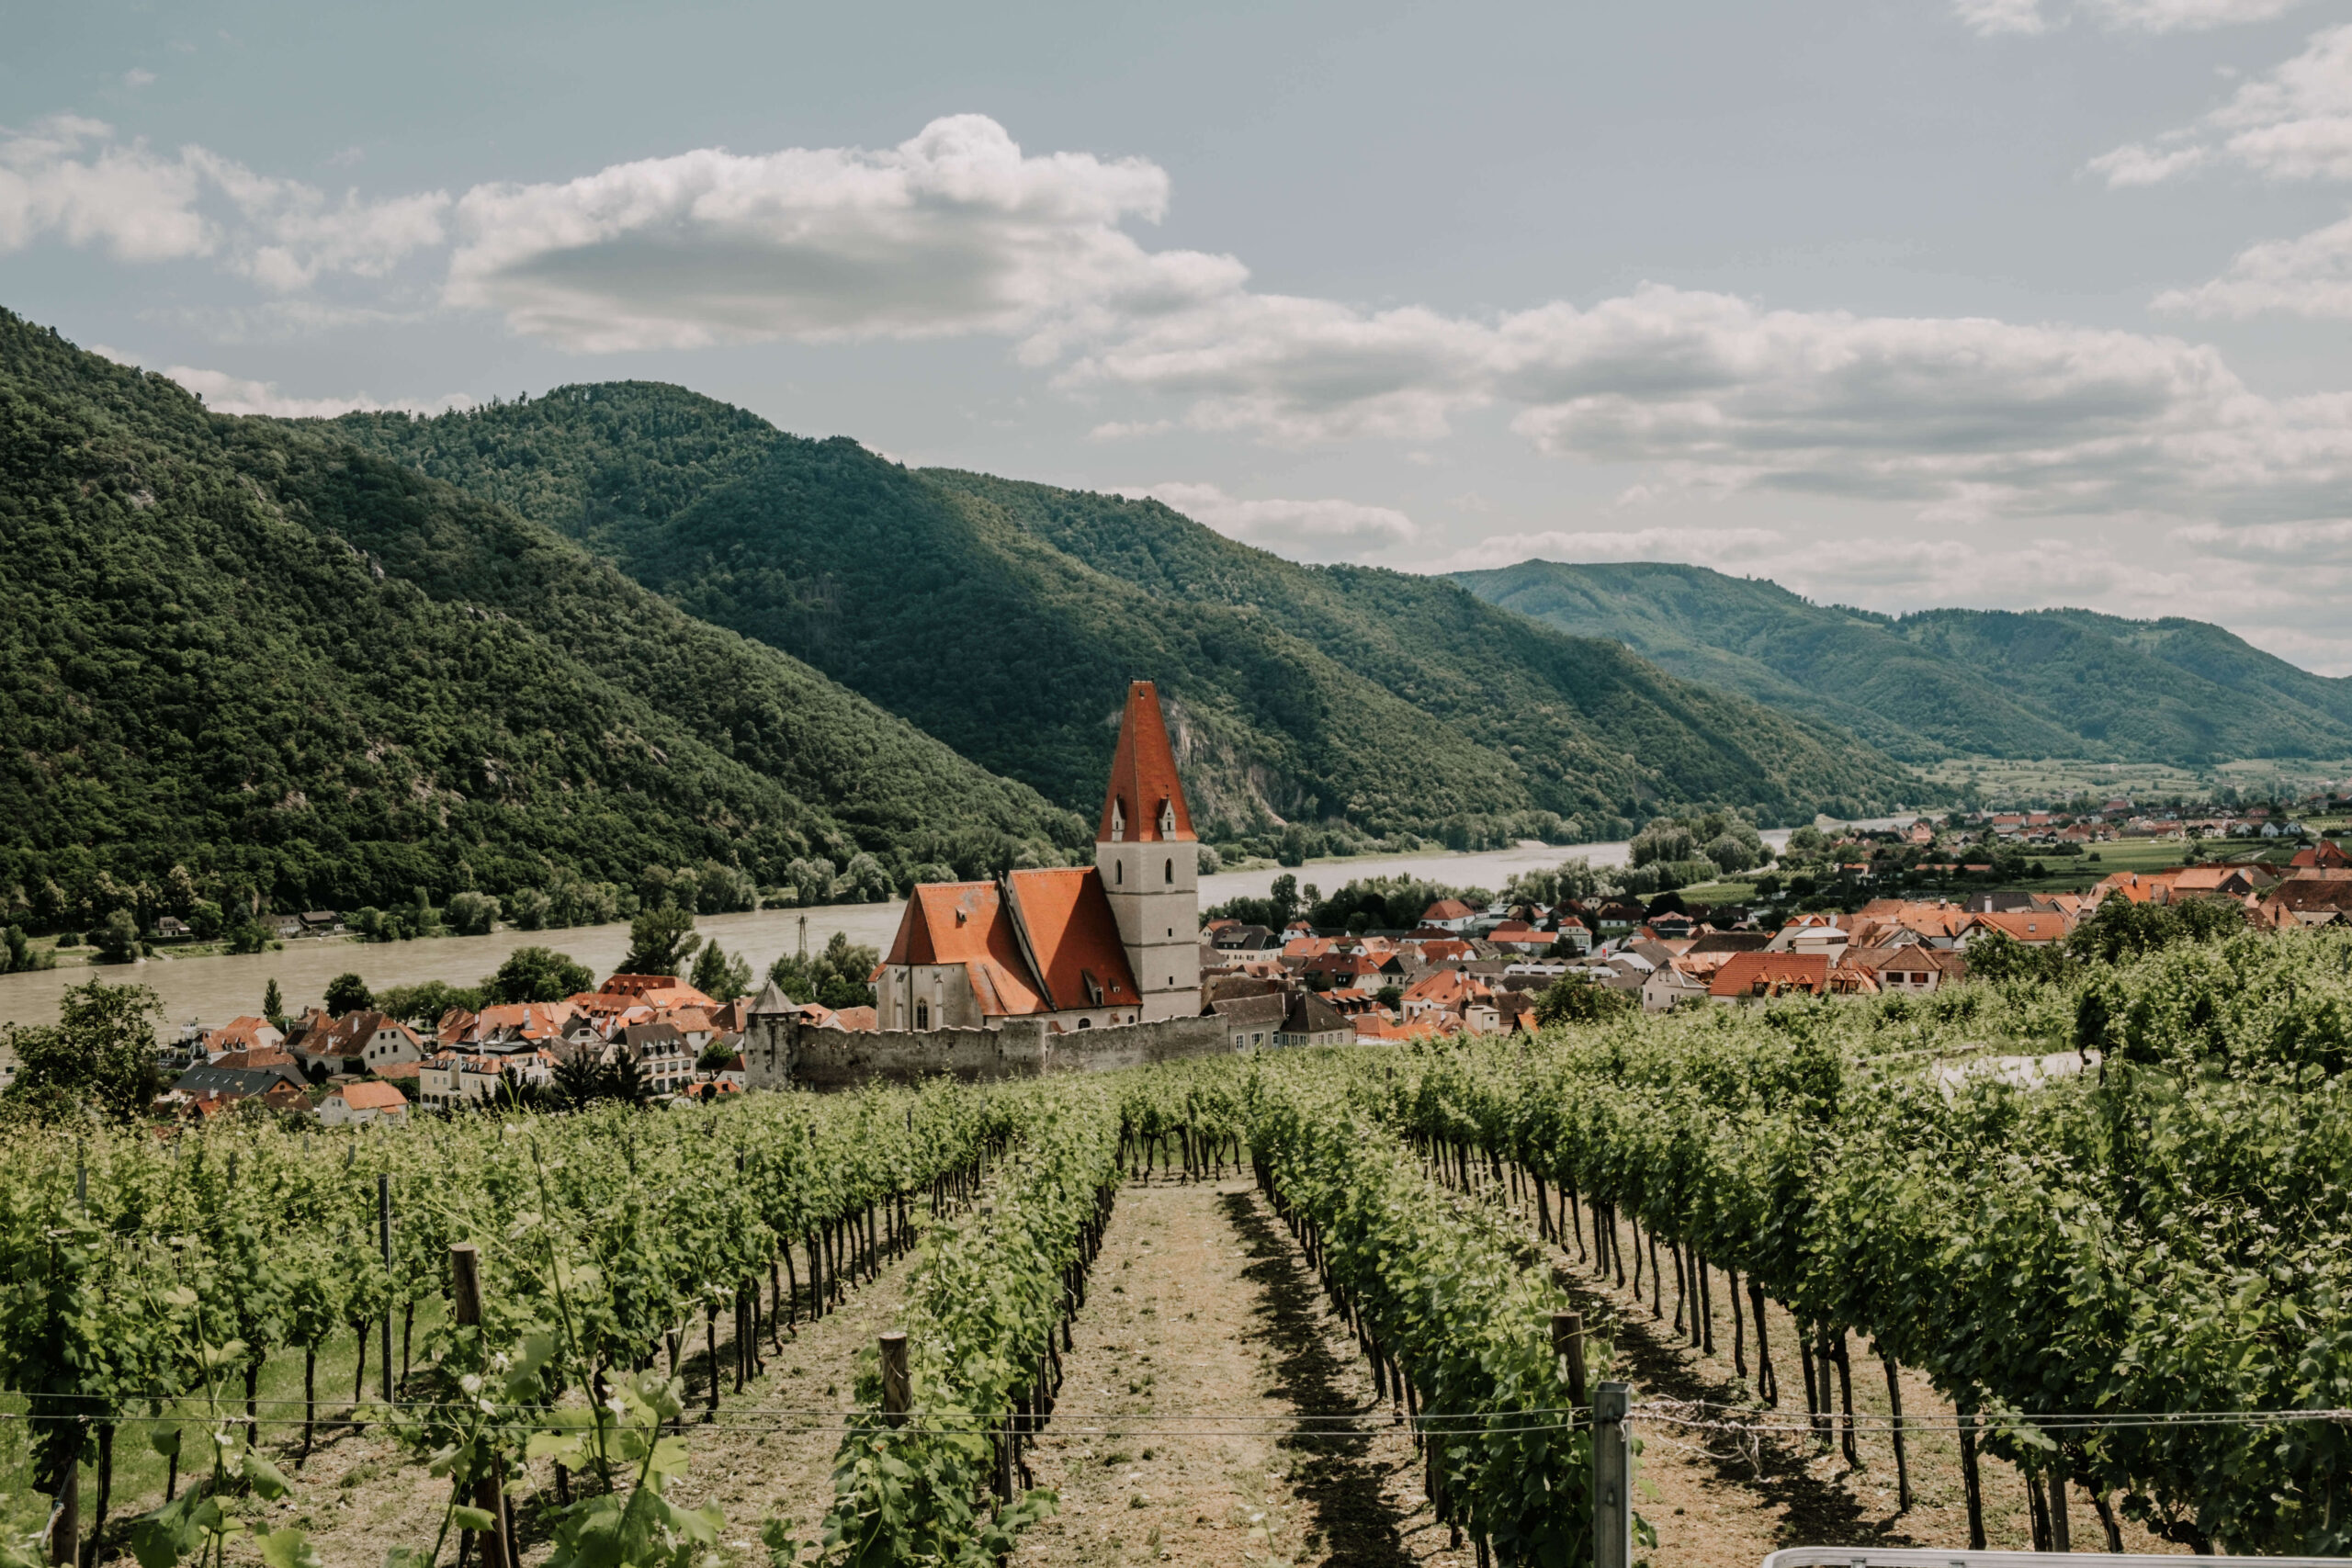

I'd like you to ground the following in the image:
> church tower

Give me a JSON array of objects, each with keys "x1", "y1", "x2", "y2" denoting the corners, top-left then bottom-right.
[{"x1": 1096, "y1": 682, "x2": 1199, "y2": 1022}]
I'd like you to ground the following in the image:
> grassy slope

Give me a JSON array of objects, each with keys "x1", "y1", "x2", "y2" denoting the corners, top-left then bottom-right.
[
  {"x1": 0, "y1": 316, "x2": 1075, "y2": 917},
  {"x1": 1453, "y1": 559, "x2": 2352, "y2": 763},
  {"x1": 330, "y1": 386, "x2": 1918, "y2": 832}
]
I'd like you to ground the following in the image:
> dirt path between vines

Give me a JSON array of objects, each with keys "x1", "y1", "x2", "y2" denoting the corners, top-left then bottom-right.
[
  {"x1": 1528, "y1": 1186, "x2": 2187, "y2": 1568},
  {"x1": 268, "y1": 1237, "x2": 919, "y2": 1567},
  {"x1": 1012, "y1": 1172, "x2": 1470, "y2": 1568}
]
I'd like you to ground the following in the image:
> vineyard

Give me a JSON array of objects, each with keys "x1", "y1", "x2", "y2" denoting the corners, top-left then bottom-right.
[{"x1": 4, "y1": 926, "x2": 2351, "y2": 1566}]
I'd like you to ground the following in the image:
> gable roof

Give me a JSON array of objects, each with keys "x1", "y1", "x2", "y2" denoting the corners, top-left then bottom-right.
[
  {"x1": 1097, "y1": 680, "x2": 1194, "y2": 844},
  {"x1": 1708, "y1": 953, "x2": 1830, "y2": 998},
  {"x1": 329, "y1": 1081, "x2": 409, "y2": 1111},
  {"x1": 1280, "y1": 991, "x2": 1352, "y2": 1036},
  {"x1": 1004, "y1": 866, "x2": 1141, "y2": 1010},
  {"x1": 885, "y1": 881, "x2": 1047, "y2": 1017}
]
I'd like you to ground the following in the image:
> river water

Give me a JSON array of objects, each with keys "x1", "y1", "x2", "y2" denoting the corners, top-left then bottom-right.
[{"x1": 0, "y1": 833, "x2": 1785, "y2": 1034}]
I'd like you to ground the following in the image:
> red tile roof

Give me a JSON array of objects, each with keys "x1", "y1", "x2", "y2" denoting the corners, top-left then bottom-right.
[
  {"x1": 1005, "y1": 866, "x2": 1141, "y2": 1011},
  {"x1": 330, "y1": 1081, "x2": 409, "y2": 1111},
  {"x1": 1097, "y1": 681, "x2": 1194, "y2": 844},
  {"x1": 1708, "y1": 953, "x2": 1830, "y2": 998},
  {"x1": 884, "y1": 881, "x2": 1049, "y2": 1017}
]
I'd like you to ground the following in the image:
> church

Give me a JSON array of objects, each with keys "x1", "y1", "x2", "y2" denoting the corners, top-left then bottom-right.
[{"x1": 872, "y1": 681, "x2": 1201, "y2": 1033}]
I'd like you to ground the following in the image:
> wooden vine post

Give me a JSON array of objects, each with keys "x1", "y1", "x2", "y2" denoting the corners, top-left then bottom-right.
[
  {"x1": 1592, "y1": 1381, "x2": 1632, "y2": 1568},
  {"x1": 449, "y1": 1244, "x2": 511, "y2": 1568},
  {"x1": 878, "y1": 1333, "x2": 910, "y2": 1427},
  {"x1": 1552, "y1": 1309, "x2": 1587, "y2": 1413}
]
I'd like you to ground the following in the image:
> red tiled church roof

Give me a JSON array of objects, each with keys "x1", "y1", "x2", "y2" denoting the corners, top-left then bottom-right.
[
  {"x1": 884, "y1": 882, "x2": 1046, "y2": 1017},
  {"x1": 1097, "y1": 681, "x2": 1194, "y2": 844},
  {"x1": 1005, "y1": 867, "x2": 1140, "y2": 1011}
]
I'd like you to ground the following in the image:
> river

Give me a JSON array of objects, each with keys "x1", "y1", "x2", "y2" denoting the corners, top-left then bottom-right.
[{"x1": 0, "y1": 833, "x2": 1786, "y2": 1034}]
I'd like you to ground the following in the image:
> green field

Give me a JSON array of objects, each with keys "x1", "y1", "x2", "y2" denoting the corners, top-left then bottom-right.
[{"x1": 1918, "y1": 755, "x2": 2352, "y2": 805}]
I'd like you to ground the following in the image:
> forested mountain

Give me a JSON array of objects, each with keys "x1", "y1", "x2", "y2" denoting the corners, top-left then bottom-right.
[
  {"x1": 0, "y1": 314, "x2": 1078, "y2": 930},
  {"x1": 330, "y1": 385, "x2": 1917, "y2": 840},
  {"x1": 1453, "y1": 560, "x2": 2352, "y2": 764}
]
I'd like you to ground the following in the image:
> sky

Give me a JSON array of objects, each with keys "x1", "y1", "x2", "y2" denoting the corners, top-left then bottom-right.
[{"x1": 9, "y1": 1, "x2": 2352, "y2": 670}]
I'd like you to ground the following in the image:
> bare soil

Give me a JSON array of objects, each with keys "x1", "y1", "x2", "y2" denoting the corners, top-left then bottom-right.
[{"x1": 1013, "y1": 1171, "x2": 1472, "y2": 1568}]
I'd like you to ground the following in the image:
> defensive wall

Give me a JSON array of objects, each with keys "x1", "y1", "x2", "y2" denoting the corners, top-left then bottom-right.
[{"x1": 741, "y1": 1011, "x2": 1225, "y2": 1091}]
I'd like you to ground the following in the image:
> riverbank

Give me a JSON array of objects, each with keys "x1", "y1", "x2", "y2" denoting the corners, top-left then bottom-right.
[{"x1": 0, "y1": 838, "x2": 1694, "y2": 1033}]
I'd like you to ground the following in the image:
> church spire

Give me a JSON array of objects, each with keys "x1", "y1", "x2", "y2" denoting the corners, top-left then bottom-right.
[{"x1": 1097, "y1": 681, "x2": 1193, "y2": 844}]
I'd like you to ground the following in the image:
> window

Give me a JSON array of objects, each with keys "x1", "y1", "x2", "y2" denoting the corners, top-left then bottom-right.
[
  {"x1": 1115, "y1": 861, "x2": 1124, "y2": 886},
  {"x1": 914, "y1": 1001, "x2": 930, "y2": 1030},
  {"x1": 1078, "y1": 1017, "x2": 1092, "y2": 1030},
  {"x1": 1164, "y1": 857, "x2": 1174, "y2": 885}
]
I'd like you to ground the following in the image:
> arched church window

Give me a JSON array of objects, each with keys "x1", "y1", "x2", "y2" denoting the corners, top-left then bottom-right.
[
  {"x1": 915, "y1": 1001, "x2": 930, "y2": 1030},
  {"x1": 1164, "y1": 857, "x2": 1174, "y2": 885},
  {"x1": 1115, "y1": 861, "x2": 1124, "y2": 885}
]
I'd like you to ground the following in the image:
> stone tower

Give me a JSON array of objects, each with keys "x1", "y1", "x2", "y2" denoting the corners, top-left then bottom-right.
[{"x1": 1095, "y1": 682, "x2": 1199, "y2": 1022}]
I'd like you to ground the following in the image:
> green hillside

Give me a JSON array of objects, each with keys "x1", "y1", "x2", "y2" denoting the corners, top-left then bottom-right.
[
  {"x1": 328, "y1": 384, "x2": 1919, "y2": 840},
  {"x1": 1453, "y1": 559, "x2": 2352, "y2": 764},
  {"x1": 0, "y1": 314, "x2": 1078, "y2": 930}
]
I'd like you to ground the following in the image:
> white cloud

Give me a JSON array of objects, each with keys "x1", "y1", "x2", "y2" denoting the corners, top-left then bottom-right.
[
  {"x1": 123, "y1": 68, "x2": 155, "y2": 88},
  {"x1": 1123, "y1": 481, "x2": 1417, "y2": 560},
  {"x1": 1959, "y1": 0, "x2": 2306, "y2": 35},
  {"x1": 2092, "y1": 22, "x2": 2352, "y2": 186},
  {"x1": 444, "y1": 114, "x2": 1243, "y2": 353},
  {"x1": 0, "y1": 115, "x2": 210, "y2": 261},
  {"x1": 1954, "y1": 0, "x2": 2052, "y2": 35},
  {"x1": 0, "y1": 115, "x2": 447, "y2": 286},
  {"x1": 2155, "y1": 209, "x2": 2352, "y2": 314}
]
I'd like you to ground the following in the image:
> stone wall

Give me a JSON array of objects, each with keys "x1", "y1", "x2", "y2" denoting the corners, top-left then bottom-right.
[{"x1": 742, "y1": 1011, "x2": 1226, "y2": 1091}]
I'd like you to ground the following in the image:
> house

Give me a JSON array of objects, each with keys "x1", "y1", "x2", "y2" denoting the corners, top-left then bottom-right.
[
  {"x1": 1764, "y1": 917, "x2": 1850, "y2": 958},
  {"x1": 169, "y1": 1065, "x2": 294, "y2": 1103},
  {"x1": 2290, "y1": 840, "x2": 2352, "y2": 870},
  {"x1": 875, "y1": 682, "x2": 1199, "y2": 1033},
  {"x1": 1209, "y1": 924, "x2": 1281, "y2": 953},
  {"x1": 209, "y1": 1048, "x2": 308, "y2": 1089},
  {"x1": 1419, "y1": 899, "x2": 1480, "y2": 933},
  {"x1": 418, "y1": 1050, "x2": 549, "y2": 1110},
  {"x1": 1963, "y1": 911, "x2": 2069, "y2": 947},
  {"x1": 2260, "y1": 874, "x2": 2352, "y2": 929},
  {"x1": 153, "y1": 916, "x2": 190, "y2": 940},
  {"x1": 1400, "y1": 968, "x2": 1489, "y2": 1022},
  {"x1": 1211, "y1": 992, "x2": 1288, "y2": 1053},
  {"x1": 1642, "y1": 957, "x2": 1720, "y2": 1012},
  {"x1": 1685, "y1": 931, "x2": 1771, "y2": 957},
  {"x1": 259, "y1": 1080, "x2": 312, "y2": 1115},
  {"x1": 1843, "y1": 945, "x2": 1969, "y2": 992},
  {"x1": 1708, "y1": 953, "x2": 1831, "y2": 1005},
  {"x1": 303, "y1": 1011, "x2": 426, "y2": 1076},
  {"x1": 203, "y1": 1016, "x2": 285, "y2": 1057},
  {"x1": 298, "y1": 910, "x2": 344, "y2": 936},
  {"x1": 1273, "y1": 991, "x2": 1355, "y2": 1048},
  {"x1": 619, "y1": 1022, "x2": 694, "y2": 1095},
  {"x1": 319, "y1": 1080, "x2": 410, "y2": 1127}
]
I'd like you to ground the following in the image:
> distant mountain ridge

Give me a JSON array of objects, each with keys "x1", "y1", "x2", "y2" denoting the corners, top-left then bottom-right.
[
  {"x1": 328, "y1": 384, "x2": 1919, "y2": 836},
  {"x1": 0, "y1": 312, "x2": 1078, "y2": 923},
  {"x1": 1451, "y1": 559, "x2": 2352, "y2": 764}
]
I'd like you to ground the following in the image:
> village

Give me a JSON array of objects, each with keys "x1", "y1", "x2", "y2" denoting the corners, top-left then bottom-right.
[{"x1": 139, "y1": 735, "x2": 2352, "y2": 1122}]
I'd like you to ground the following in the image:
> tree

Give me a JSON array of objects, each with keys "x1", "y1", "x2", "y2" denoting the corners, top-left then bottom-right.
[
  {"x1": 445, "y1": 890, "x2": 501, "y2": 937},
  {"x1": 323, "y1": 973, "x2": 374, "y2": 1016},
  {"x1": 1, "y1": 926, "x2": 54, "y2": 975},
  {"x1": 91, "y1": 908, "x2": 142, "y2": 964},
  {"x1": 1533, "y1": 975, "x2": 1635, "y2": 1027},
  {"x1": 485, "y1": 946, "x2": 595, "y2": 1005},
  {"x1": 372, "y1": 980, "x2": 487, "y2": 1028},
  {"x1": 0, "y1": 978, "x2": 164, "y2": 1122},
  {"x1": 695, "y1": 1039, "x2": 740, "y2": 1071},
  {"x1": 551, "y1": 1048, "x2": 609, "y2": 1110},
  {"x1": 767, "y1": 931, "x2": 880, "y2": 1012},
  {"x1": 689, "y1": 941, "x2": 752, "y2": 1002},
  {"x1": 620, "y1": 904, "x2": 701, "y2": 976},
  {"x1": 262, "y1": 978, "x2": 284, "y2": 1023}
]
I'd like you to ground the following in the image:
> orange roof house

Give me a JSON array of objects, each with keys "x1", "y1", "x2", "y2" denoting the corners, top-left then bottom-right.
[
  {"x1": 1964, "y1": 911, "x2": 2070, "y2": 946},
  {"x1": 876, "y1": 681, "x2": 1198, "y2": 1032},
  {"x1": 1708, "y1": 953, "x2": 1831, "y2": 1003}
]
